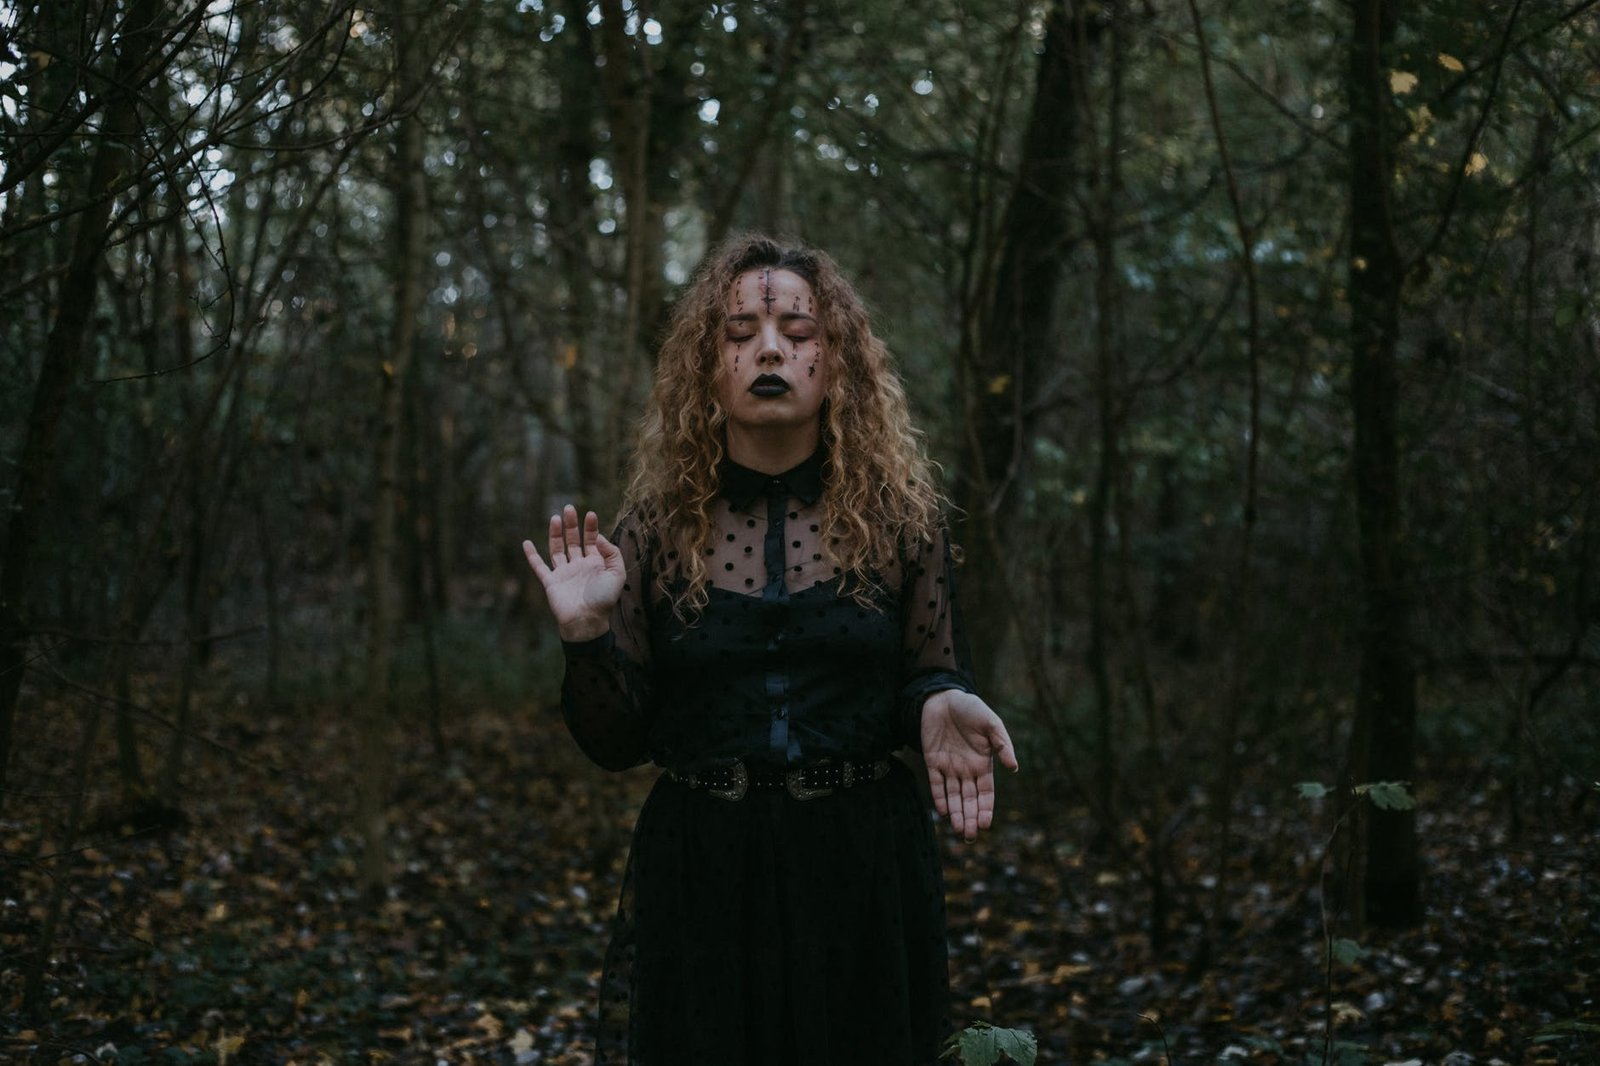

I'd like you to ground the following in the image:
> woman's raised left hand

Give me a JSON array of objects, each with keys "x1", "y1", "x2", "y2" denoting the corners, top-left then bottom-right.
[{"x1": 920, "y1": 690, "x2": 1019, "y2": 842}]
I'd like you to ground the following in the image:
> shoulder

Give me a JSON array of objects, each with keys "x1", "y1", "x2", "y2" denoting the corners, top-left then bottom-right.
[{"x1": 894, "y1": 512, "x2": 958, "y2": 563}]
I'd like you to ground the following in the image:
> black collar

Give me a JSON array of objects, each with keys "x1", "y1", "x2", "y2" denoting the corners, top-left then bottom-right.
[{"x1": 717, "y1": 449, "x2": 826, "y2": 511}]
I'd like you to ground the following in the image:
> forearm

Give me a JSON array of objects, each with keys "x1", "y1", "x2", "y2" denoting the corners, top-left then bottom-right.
[{"x1": 560, "y1": 633, "x2": 651, "y2": 771}]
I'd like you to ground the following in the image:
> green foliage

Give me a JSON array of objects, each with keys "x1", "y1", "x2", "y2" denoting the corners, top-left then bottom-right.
[
  {"x1": 1330, "y1": 937, "x2": 1369, "y2": 966},
  {"x1": 1319, "y1": 1040, "x2": 1370, "y2": 1066},
  {"x1": 941, "y1": 1021, "x2": 1038, "y2": 1066},
  {"x1": 1534, "y1": 1019, "x2": 1600, "y2": 1041},
  {"x1": 1295, "y1": 781, "x2": 1416, "y2": 810},
  {"x1": 1354, "y1": 781, "x2": 1416, "y2": 811}
]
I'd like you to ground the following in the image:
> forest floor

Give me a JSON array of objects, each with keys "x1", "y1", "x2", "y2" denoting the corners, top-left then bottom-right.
[{"x1": 1, "y1": 685, "x2": 1597, "y2": 1065}]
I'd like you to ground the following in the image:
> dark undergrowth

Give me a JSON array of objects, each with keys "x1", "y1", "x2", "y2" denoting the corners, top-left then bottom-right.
[{"x1": 1, "y1": 675, "x2": 1596, "y2": 1065}]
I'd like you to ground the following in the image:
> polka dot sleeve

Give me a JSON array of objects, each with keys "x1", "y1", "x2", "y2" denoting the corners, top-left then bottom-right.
[
  {"x1": 896, "y1": 525, "x2": 977, "y2": 749},
  {"x1": 559, "y1": 514, "x2": 653, "y2": 771}
]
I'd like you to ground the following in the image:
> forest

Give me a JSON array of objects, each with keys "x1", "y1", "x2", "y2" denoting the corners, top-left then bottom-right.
[{"x1": 1, "y1": 0, "x2": 1597, "y2": 1062}]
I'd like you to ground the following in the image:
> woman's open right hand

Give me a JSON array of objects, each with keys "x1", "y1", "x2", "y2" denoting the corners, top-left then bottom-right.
[{"x1": 522, "y1": 505, "x2": 625, "y2": 642}]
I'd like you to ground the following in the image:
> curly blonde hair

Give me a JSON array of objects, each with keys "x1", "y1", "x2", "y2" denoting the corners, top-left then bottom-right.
[{"x1": 624, "y1": 234, "x2": 945, "y2": 616}]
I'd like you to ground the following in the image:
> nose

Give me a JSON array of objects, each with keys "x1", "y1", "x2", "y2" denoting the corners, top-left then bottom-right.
[{"x1": 755, "y1": 322, "x2": 783, "y2": 366}]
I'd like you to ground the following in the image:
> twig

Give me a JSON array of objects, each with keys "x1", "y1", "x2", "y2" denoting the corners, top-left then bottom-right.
[
  {"x1": 30, "y1": 623, "x2": 264, "y2": 648},
  {"x1": 36, "y1": 658, "x2": 300, "y2": 783},
  {"x1": 1137, "y1": 1012, "x2": 1174, "y2": 1064}
]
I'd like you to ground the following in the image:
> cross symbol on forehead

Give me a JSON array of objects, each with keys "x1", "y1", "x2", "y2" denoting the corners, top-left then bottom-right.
[{"x1": 761, "y1": 268, "x2": 775, "y2": 314}]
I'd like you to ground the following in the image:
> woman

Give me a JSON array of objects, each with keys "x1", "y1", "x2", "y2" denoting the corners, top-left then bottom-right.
[{"x1": 523, "y1": 235, "x2": 1018, "y2": 1066}]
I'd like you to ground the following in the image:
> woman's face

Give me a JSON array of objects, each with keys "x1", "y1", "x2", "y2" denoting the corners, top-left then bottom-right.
[{"x1": 717, "y1": 267, "x2": 828, "y2": 440}]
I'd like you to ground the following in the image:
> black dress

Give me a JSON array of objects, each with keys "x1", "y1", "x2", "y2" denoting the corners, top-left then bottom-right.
[{"x1": 560, "y1": 450, "x2": 976, "y2": 1066}]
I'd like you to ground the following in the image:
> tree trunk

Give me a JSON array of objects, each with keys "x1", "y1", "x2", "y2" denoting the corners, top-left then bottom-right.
[
  {"x1": 1186, "y1": 0, "x2": 1264, "y2": 947},
  {"x1": 548, "y1": 0, "x2": 603, "y2": 494},
  {"x1": 359, "y1": 6, "x2": 430, "y2": 895},
  {"x1": 1345, "y1": 0, "x2": 1420, "y2": 929},
  {"x1": 957, "y1": 0, "x2": 1082, "y2": 695},
  {"x1": 256, "y1": 485, "x2": 283, "y2": 706},
  {"x1": 162, "y1": 230, "x2": 247, "y2": 807},
  {"x1": 1084, "y1": 1, "x2": 1124, "y2": 846},
  {"x1": 0, "y1": 0, "x2": 166, "y2": 815},
  {"x1": 406, "y1": 376, "x2": 447, "y2": 754}
]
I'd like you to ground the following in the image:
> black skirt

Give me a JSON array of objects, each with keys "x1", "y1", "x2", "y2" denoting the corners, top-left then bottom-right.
[{"x1": 594, "y1": 757, "x2": 952, "y2": 1066}]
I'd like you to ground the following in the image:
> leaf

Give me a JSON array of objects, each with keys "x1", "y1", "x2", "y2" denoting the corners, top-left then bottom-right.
[
  {"x1": 954, "y1": 1026, "x2": 998, "y2": 1066},
  {"x1": 1389, "y1": 70, "x2": 1418, "y2": 94},
  {"x1": 1331, "y1": 937, "x2": 1368, "y2": 965},
  {"x1": 1332, "y1": 1040, "x2": 1371, "y2": 1066},
  {"x1": 1360, "y1": 781, "x2": 1416, "y2": 810},
  {"x1": 214, "y1": 1032, "x2": 245, "y2": 1065},
  {"x1": 1437, "y1": 53, "x2": 1465, "y2": 72},
  {"x1": 948, "y1": 1022, "x2": 1038, "y2": 1066},
  {"x1": 1295, "y1": 781, "x2": 1329, "y2": 800},
  {"x1": 987, "y1": 374, "x2": 1012, "y2": 395},
  {"x1": 1534, "y1": 1020, "x2": 1600, "y2": 1040},
  {"x1": 1332, "y1": 1000, "x2": 1364, "y2": 1024},
  {"x1": 992, "y1": 1027, "x2": 1037, "y2": 1065},
  {"x1": 1464, "y1": 152, "x2": 1487, "y2": 177}
]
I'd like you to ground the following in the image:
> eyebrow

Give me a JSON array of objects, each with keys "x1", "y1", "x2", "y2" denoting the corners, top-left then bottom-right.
[{"x1": 726, "y1": 311, "x2": 816, "y2": 325}]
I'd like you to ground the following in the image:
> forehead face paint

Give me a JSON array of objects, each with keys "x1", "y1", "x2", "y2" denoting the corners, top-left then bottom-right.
[{"x1": 716, "y1": 266, "x2": 827, "y2": 441}]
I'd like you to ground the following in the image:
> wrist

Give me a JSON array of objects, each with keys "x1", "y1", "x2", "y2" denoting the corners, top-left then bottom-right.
[
  {"x1": 921, "y1": 686, "x2": 968, "y2": 711},
  {"x1": 558, "y1": 616, "x2": 611, "y2": 642}
]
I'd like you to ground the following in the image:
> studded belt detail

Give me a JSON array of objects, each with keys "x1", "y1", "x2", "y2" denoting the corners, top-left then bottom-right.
[{"x1": 667, "y1": 757, "x2": 893, "y2": 801}]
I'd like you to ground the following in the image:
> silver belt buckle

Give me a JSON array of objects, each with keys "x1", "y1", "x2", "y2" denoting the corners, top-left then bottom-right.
[
  {"x1": 706, "y1": 761, "x2": 748, "y2": 801},
  {"x1": 785, "y1": 767, "x2": 834, "y2": 801}
]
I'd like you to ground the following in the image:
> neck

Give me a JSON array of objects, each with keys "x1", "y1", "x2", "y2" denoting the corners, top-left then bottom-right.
[{"x1": 725, "y1": 423, "x2": 821, "y2": 475}]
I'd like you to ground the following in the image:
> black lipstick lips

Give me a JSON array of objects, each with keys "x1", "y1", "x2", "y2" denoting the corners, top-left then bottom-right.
[{"x1": 750, "y1": 374, "x2": 790, "y2": 397}]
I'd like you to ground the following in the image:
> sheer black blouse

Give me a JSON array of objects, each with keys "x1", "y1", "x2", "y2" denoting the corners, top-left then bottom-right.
[{"x1": 560, "y1": 450, "x2": 975, "y2": 773}]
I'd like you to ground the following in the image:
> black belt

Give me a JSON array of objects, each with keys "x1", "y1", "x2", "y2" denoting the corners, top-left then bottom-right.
[{"x1": 667, "y1": 757, "x2": 893, "y2": 801}]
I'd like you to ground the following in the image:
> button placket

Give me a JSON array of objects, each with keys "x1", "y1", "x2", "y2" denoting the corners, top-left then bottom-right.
[{"x1": 762, "y1": 479, "x2": 794, "y2": 760}]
